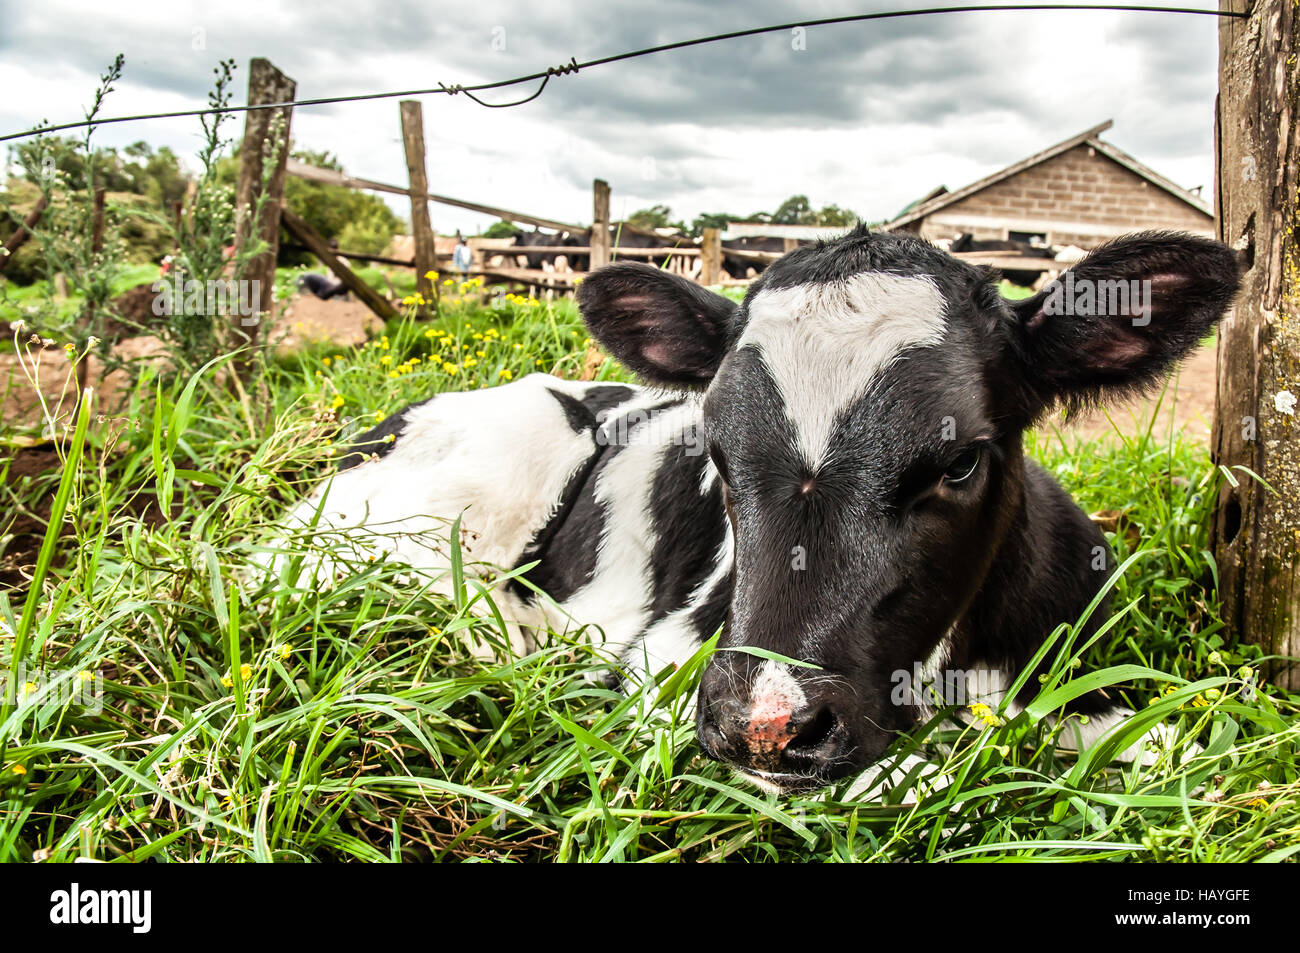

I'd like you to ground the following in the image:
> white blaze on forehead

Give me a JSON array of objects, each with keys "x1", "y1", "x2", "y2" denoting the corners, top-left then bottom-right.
[{"x1": 737, "y1": 272, "x2": 948, "y2": 469}]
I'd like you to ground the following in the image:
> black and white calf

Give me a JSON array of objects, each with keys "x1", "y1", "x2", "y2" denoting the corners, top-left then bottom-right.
[{"x1": 274, "y1": 227, "x2": 1238, "y2": 793}]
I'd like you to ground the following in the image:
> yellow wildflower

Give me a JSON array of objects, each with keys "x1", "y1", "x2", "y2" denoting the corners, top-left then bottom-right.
[
  {"x1": 968, "y1": 702, "x2": 1004, "y2": 728},
  {"x1": 220, "y1": 664, "x2": 253, "y2": 689}
]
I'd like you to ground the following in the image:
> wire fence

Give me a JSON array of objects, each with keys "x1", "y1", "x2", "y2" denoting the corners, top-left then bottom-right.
[{"x1": 0, "y1": 4, "x2": 1246, "y2": 144}]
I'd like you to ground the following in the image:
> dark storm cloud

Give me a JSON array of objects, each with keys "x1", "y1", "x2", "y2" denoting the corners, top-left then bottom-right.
[{"x1": 1, "y1": 1, "x2": 1219, "y2": 223}]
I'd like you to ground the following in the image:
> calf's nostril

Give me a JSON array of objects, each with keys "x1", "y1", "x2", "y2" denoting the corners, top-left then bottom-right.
[{"x1": 785, "y1": 705, "x2": 838, "y2": 754}]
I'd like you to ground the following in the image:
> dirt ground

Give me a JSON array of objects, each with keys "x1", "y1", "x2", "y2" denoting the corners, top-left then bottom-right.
[
  {"x1": 1044, "y1": 341, "x2": 1218, "y2": 445},
  {"x1": 268, "y1": 294, "x2": 384, "y2": 356},
  {"x1": 1, "y1": 293, "x2": 385, "y2": 432}
]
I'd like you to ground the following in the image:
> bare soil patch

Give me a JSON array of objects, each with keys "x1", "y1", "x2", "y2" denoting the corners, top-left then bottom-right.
[{"x1": 1036, "y1": 342, "x2": 1217, "y2": 446}]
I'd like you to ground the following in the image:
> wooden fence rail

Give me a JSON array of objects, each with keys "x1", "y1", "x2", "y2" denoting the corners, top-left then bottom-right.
[{"x1": 286, "y1": 158, "x2": 585, "y2": 234}]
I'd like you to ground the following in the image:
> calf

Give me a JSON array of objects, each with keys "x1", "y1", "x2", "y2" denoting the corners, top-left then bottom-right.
[{"x1": 274, "y1": 227, "x2": 1238, "y2": 794}]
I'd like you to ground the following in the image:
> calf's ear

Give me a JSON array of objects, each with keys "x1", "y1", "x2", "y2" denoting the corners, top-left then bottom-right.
[
  {"x1": 1007, "y1": 232, "x2": 1240, "y2": 417},
  {"x1": 578, "y1": 262, "x2": 737, "y2": 387}
]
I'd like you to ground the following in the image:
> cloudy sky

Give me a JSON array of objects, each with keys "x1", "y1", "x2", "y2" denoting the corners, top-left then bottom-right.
[{"x1": 0, "y1": 0, "x2": 1223, "y2": 234}]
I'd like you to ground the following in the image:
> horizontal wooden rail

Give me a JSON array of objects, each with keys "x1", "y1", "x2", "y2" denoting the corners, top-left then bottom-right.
[
  {"x1": 951, "y1": 254, "x2": 1062, "y2": 270},
  {"x1": 286, "y1": 159, "x2": 585, "y2": 234},
  {"x1": 508, "y1": 245, "x2": 700, "y2": 257}
]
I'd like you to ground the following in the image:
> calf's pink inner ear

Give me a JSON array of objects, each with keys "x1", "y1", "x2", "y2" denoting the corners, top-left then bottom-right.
[{"x1": 1085, "y1": 333, "x2": 1150, "y2": 372}]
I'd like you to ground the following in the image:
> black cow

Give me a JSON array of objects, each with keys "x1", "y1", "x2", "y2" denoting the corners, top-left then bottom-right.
[
  {"x1": 950, "y1": 232, "x2": 1057, "y2": 288},
  {"x1": 722, "y1": 236, "x2": 796, "y2": 280}
]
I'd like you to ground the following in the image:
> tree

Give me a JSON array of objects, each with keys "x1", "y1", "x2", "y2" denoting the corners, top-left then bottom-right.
[
  {"x1": 217, "y1": 147, "x2": 403, "y2": 263},
  {"x1": 771, "y1": 195, "x2": 815, "y2": 225},
  {"x1": 689, "y1": 211, "x2": 739, "y2": 237},
  {"x1": 482, "y1": 219, "x2": 520, "y2": 239},
  {"x1": 628, "y1": 204, "x2": 686, "y2": 233},
  {"x1": 816, "y1": 204, "x2": 858, "y2": 227},
  {"x1": 121, "y1": 142, "x2": 188, "y2": 208}
]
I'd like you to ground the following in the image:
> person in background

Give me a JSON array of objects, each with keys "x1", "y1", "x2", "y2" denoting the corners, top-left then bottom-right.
[{"x1": 453, "y1": 232, "x2": 473, "y2": 276}]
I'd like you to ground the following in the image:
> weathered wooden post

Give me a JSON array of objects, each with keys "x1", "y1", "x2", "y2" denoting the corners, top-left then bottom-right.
[
  {"x1": 591, "y1": 179, "x2": 611, "y2": 270},
  {"x1": 701, "y1": 227, "x2": 723, "y2": 286},
  {"x1": 1211, "y1": 0, "x2": 1299, "y2": 688},
  {"x1": 88, "y1": 187, "x2": 106, "y2": 258},
  {"x1": 400, "y1": 100, "x2": 437, "y2": 317},
  {"x1": 0, "y1": 194, "x2": 47, "y2": 274},
  {"x1": 232, "y1": 58, "x2": 295, "y2": 354}
]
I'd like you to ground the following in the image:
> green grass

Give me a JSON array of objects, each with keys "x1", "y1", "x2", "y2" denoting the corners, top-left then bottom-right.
[
  {"x1": 0, "y1": 263, "x2": 160, "y2": 344},
  {"x1": 0, "y1": 293, "x2": 1296, "y2": 863}
]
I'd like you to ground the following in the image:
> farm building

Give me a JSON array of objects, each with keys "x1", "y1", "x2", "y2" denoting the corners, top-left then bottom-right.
[
  {"x1": 722, "y1": 222, "x2": 854, "y2": 246},
  {"x1": 883, "y1": 120, "x2": 1213, "y2": 249}
]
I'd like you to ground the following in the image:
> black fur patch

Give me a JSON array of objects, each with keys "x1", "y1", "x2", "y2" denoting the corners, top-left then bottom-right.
[
  {"x1": 545, "y1": 385, "x2": 636, "y2": 434},
  {"x1": 646, "y1": 443, "x2": 727, "y2": 625}
]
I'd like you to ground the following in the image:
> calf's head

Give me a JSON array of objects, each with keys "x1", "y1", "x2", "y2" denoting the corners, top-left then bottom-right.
[{"x1": 578, "y1": 228, "x2": 1238, "y2": 791}]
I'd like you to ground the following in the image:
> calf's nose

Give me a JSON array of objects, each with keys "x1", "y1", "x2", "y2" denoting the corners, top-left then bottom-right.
[{"x1": 697, "y1": 661, "x2": 849, "y2": 776}]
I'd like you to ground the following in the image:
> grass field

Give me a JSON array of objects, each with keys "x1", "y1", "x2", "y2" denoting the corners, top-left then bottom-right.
[{"x1": 1, "y1": 287, "x2": 1297, "y2": 862}]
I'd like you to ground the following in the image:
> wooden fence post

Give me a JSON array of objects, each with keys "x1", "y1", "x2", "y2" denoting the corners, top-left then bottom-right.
[
  {"x1": 232, "y1": 58, "x2": 295, "y2": 353},
  {"x1": 0, "y1": 194, "x2": 48, "y2": 273},
  {"x1": 400, "y1": 100, "x2": 437, "y2": 317},
  {"x1": 591, "y1": 179, "x2": 611, "y2": 270},
  {"x1": 701, "y1": 228, "x2": 722, "y2": 286},
  {"x1": 89, "y1": 188, "x2": 106, "y2": 258},
  {"x1": 1211, "y1": 0, "x2": 1300, "y2": 688}
]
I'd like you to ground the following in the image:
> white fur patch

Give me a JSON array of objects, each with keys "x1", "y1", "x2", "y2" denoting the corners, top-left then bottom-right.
[
  {"x1": 748, "y1": 659, "x2": 807, "y2": 721},
  {"x1": 737, "y1": 272, "x2": 947, "y2": 469},
  {"x1": 259, "y1": 374, "x2": 616, "y2": 656},
  {"x1": 539, "y1": 395, "x2": 705, "y2": 659},
  {"x1": 1052, "y1": 707, "x2": 1194, "y2": 767}
]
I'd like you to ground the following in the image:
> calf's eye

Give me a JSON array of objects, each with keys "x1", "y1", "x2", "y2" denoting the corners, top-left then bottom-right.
[{"x1": 943, "y1": 446, "x2": 983, "y2": 486}]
